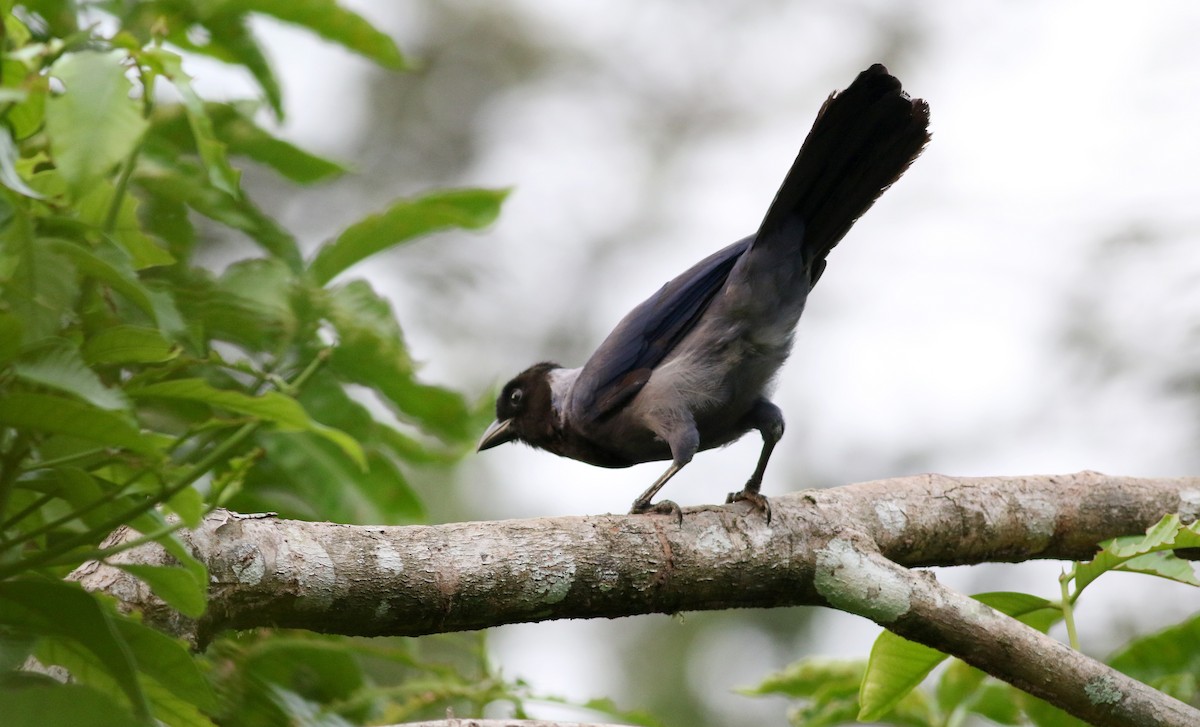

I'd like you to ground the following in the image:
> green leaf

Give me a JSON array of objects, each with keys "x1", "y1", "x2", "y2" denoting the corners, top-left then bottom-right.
[
  {"x1": 292, "y1": 369, "x2": 376, "y2": 439},
  {"x1": 129, "y1": 378, "x2": 365, "y2": 467},
  {"x1": 130, "y1": 378, "x2": 308, "y2": 426},
  {"x1": 974, "y1": 591, "x2": 1061, "y2": 632},
  {"x1": 577, "y1": 698, "x2": 663, "y2": 727},
  {"x1": 2, "y1": 60, "x2": 48, "y2": 141},
  {"x1": 308, "y1": 421, "x2": 367, "y2": 471},
  {"x1": 211, "y1": 448, "x2": 260, "y2": 507},
  {"x1": 1073, "y1": 514, "x2": 1200, "y2": 593},
  {"x1": 216, "y1": 257, "x2": 297, "y2": 343},
  {"x1": 293, "y1": 373, "x2": 426, "y2": 519},
  {"x1": 1022, "y1": 693, "x2": 1089, "y2": 727},
  {"x1": 242, "y1": 0, "x2": 406, "y2": 70},
  {"x1": 169, "y1": 263, "x2": 294, "y2": 349},
  {"x1": 0, "y1": 125, "x2": 43, "y2": 198},
  {"x1": 1109, "y1": 512, "x2": 1183, "y2": 556},
  {"x1": 309, "y1": 188, "x2": 508, "y2": 284},
  {"x1": 2, "y1": 14, "x2": 32, "y2": 53},
  {"x1": 935, "y1": 662, "x2": 1024, "y2": 725},
  {"x1": 46, "y1": 50, "x2": 148, "y2": 198},
  {"x1": 0, "y1": 311, "x2": 22, "y2": 366},
  {"x1": 1108, "y1": 612, "x2": 1200, "y2": 697},
  {"x1": 242, "y1": 432, "x2": 371, "y2": 522},
  {"x1": 326, "y1": 279, "x2": 411, "y2": 369},
  {"x1": 133, "y1": 157, "x2": 301, "y2": 268},
  {"x1": 245, "y1": 637, "x2": 366, "y2": 700},
  {"x1": 360, "y1": 451, "x2": 423, "y2": 522},
  {"x1": 137, "y1": 185, "x2": 195, "y2": 260},
  {"x1": 140, "y1": 676, "x2": 219, "y2": 727},
  {"x1": 163, "y1": 10, "x2": 284, "y2": 119},
  {"x1": 0, "y1": 392, "x2": 161, "y2": 455},
  {"x1": 111, "y1": 617, "x2": 217, "y2": 712},
  {"x1": 0, "y1": 682, "x2": 137, "y2": 727},
  {"x1": 382, "y1": 378, "x2": 475, "y2": 443},
  {"x1": 83, "y1": 325, "x2": 179, "y2": 365},
  {"x1": 0, "y1": 631, "x2": 36, "y2": 674},
  {"x1": 212, "y1": 17, "x2": 283, "y2": 118},
  {"x1": 144, "y1": 286, "x2": 189, "y2": 341},
  {"x1": 144, "y1": 48, "x2": 241, "y2": 197},
  {"x1": 858, "y1": 592, "x2": 1057, "y2": 721},
  {"x1": 859, "y1": 631, "x2": 946, "y2": 721},
  {"x1": 935, "y1": 660, "x2": 985, "y2": 717},
  {"x1": 1113, "y1": 550, "x2": 1200, "y2": 586},
  {"x1": 75, "y1": 184, "x2": 176, "y2": 269},
  {"x1": 43, "y1": 237, "x2": 160, "y2": 318},
  {"x1": 208, "y1": 103, "x2": 345, "y2": 183},
  {"x1": 13, "y1": 339, "x2": 129, "y2": 410},
  {"x1": 0, "y1": 213, "x2": 79, "y2": 344},
  {"x1": 113, "y1": 563, "x2": 207, "y2": 620},
  {"x1": 742, "y1": 658, "x2": 864, "y2": 698},
  {"x1": 11, "y1": 468, "x2": 159, "y2": 539},
  {"x1": 0, "y1": 578, "x2": 150, "y2": 719},
  {"x1": 143, "y1": 530, "x2": 210, "y2": 603},
  {"x1": 376, "y1": 424, "x2": 460, "y2": 465},
  {"x1": 743, "y1": 658, "x2": 935, "y2": 727},
  {"x1": 166, "y1": 482, "x2": 206, "y2": 526},
  {"x1": 267, "y1": 685, "x2": 356, "y2": 727},
  {"x1": 326, "y1": 281, "x2": 473, "y2": 442},
  {"x1": 968, "y1": 683, "x2": 1024, "y2": 725}
]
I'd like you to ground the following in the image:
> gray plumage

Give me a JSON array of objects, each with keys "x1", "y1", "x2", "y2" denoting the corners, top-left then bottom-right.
[{"x1": 479, "y1": 64, "x2": 931, "y2": 519}]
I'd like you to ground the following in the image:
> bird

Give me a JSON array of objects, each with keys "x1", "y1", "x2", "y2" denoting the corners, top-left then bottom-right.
[{"x1": 478, "y1": 64, "x2": 930, "y2": 521}]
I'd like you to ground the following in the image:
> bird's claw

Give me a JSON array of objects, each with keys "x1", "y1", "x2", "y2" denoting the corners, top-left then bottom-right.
[
  {"x1": 630, "y1": 498, "x2": 683, "y2": 525},
  {"x1": 727, "y1": 488, "x2": 772, "y2": 523}
]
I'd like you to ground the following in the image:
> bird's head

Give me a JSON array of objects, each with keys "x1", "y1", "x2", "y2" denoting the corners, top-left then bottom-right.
[{"x1": 477, "y1": 361, "x2": 561, "y2": 452}]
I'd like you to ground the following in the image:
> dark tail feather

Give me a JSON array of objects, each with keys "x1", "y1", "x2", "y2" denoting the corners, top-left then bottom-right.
[{"x1": 756, "y1": 64, "x2": 930, "y2": 282}]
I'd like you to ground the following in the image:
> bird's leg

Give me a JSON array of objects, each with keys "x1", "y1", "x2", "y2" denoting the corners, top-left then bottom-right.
[
  {"x1": 630, "y1": 461, "x2": 685, "y2": 522},
  {"x1": 727, "y1": 399, "x2": 784, "y2": 522},
  {"x1": 630, "y1": 409, "x2": 698, "y2": 523}
]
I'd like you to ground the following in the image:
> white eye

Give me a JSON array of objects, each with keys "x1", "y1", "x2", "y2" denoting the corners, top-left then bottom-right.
[{"x1": 509, "y1": 388, "x2": 523, "y2": 407}]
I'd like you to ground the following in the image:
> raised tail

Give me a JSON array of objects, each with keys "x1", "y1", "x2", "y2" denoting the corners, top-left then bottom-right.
[{"x1": 755, "y1": 64, "x2": 930, "y2": 284}]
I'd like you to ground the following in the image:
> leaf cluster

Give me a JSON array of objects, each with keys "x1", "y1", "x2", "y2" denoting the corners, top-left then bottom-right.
[{"x1": 0, "y1": 1, "x2": 505, "y2": 723}]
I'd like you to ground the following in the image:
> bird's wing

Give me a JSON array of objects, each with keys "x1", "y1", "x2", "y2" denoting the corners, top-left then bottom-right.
[{"x1": 567, "y1": 236, "x2": 752, "y2": 425}]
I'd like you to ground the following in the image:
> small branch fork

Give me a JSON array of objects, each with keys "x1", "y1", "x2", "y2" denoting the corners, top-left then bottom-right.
[{"x1": 76, "y1": 472, "x2": 1200, "y2": 726}]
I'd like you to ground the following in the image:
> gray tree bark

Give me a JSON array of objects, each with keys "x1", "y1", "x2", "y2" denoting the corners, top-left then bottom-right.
[{"x1": 75, "y1": 472, "x2": 1200, "y2": 727}]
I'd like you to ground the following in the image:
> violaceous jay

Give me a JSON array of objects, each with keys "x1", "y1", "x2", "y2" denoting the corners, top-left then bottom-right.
[{"x1": 478, "y1": 64, "x2": 930, "y2": 520}]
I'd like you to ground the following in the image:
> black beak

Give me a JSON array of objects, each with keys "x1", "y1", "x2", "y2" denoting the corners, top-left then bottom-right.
[{"x1": 477, "y1": 419, "x2": 516, "y2": 452}]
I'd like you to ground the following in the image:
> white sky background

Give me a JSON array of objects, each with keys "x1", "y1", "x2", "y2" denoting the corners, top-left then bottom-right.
[{"x1": 203, "y1": 1, "x2": 1200, "y2": 723}]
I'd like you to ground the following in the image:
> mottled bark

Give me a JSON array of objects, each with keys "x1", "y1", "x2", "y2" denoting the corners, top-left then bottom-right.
[{"x1": 75, "y1": 472, "x2": 1200, "y2": 726}]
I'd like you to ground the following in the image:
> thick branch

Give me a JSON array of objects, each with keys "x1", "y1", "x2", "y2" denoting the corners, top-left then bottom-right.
[{"x1": 77, "y1": 472, "x2": 1200, "y2": 726}]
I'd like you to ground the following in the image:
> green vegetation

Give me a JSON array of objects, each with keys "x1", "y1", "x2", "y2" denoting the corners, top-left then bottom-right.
[{"x1": 0, "y1": 1, "x2": 517, "y2": 723}]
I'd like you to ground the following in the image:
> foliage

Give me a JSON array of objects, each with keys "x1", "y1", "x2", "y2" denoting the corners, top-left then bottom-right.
[
  {"x1": 745, "y1": 514, "x2": 1200, "y2": 726},
  {"x1": 204, "y1": 628, "x2": 665, "y2": 727},
  {"x1": 0, "y1": 1, "x2": 515, "y2": 723}
]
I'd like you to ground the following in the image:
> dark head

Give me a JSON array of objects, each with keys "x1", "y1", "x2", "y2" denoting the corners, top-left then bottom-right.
[{"x1": 477, "y1": 362, "x2": 561, "y2": 452}]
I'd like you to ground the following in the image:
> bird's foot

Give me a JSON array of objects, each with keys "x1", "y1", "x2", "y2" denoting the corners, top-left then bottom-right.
[
  {"x1": 726, "y1": 488, "x2": 772, "y2": 523},
  {"x1": 630, "y1": 498, "x2": 683, "y2": 525}
]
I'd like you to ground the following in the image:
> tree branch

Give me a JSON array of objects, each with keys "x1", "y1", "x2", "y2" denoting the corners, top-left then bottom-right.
[
  {"x1": 76, "y1": 471, "x2": 1200, "y2": 726},
  {"x1": 827, "y1": 533, "x2": 1197, "y2": 726}
]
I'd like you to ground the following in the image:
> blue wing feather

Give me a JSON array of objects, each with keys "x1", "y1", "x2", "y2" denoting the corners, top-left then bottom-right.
[{"x1": 569, "y1": 236, "x2": 754, "y2": 424}]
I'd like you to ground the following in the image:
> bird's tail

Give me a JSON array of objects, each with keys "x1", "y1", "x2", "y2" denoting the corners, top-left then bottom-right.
[{"x1": 756, "y1": 64, "x2": 930, "y2": 284}]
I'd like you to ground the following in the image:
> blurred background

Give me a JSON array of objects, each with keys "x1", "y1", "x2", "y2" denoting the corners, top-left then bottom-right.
[{"x1": 198, "y1": 1, "x2": 1200, "y2": 723}]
